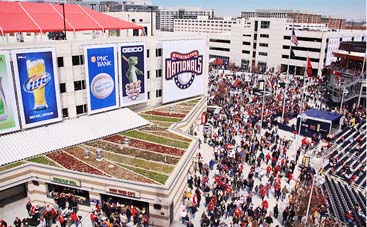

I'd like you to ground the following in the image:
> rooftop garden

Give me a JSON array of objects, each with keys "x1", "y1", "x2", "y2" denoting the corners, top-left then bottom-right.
[{"x1": 0, "y1": 97, "x2": 201, "y2": 185}]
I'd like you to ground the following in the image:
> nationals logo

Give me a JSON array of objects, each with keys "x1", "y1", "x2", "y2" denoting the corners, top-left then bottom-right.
[{"x1": 165, "y1": 50, "x2": 203, "y2": 89}]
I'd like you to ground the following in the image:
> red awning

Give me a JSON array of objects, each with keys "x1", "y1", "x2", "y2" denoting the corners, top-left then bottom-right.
[{"x1": 0, "y1": 2, "x2": 143, "y2": 34}]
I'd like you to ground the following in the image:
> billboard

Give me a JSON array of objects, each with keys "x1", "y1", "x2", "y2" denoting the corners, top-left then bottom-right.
[
  {"x1": 12, "y1": 48, "x2": 62, "y2": 128},
  {"x1": 118, "y1": 42, "x2": 147, "y2": 107},
  {"x1": 0, "y1": 51, "x2": 20, "y2": 134},
  {"x1": 162, "y1": 39, "x2": 206, "y2": 103},
  {"x1": 84, "y1": 45, "x2": 118, "y2": 114},
  {"x1": 325, "y1": 36, "x2": 340, "y2": 66}
]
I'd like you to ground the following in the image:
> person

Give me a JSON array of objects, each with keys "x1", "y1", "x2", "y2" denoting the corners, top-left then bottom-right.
[
  {"x1": 264, "y1": 214, "x2": 273, "y2": 227},
  {"x1": 58, "y1": 214, "x2": 66, "y2": 227},
  {"x1": 187, "y1": 220, "x2": 194, "y2": 227},
  {"x1": 39, "y1": 218, "x2": 46, "y2": 227},
  {"x1": 13, "y1": 217, "x2": 21, "y2": 227},
  {"x1": 26, "y1": 200, "x2": 32, "y2": 215},
  {"x1": 273, "y1": 204, "x2": 279, "y2": 218},
  {"x1": 0, "y1": 220, "x2": 7, "y2": 227},
  {"x1": 181, "y1": 208, "x2": 187, "y2": 224},
  {"x1": 71, "y1": 212, "x2": 79, "y2": 227}
]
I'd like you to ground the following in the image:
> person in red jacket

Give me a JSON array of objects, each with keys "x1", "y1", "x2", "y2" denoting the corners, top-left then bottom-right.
[
  {"x1": 287, "y1": 172, "x2": 293, "y2": 184},
  {"x1": 71, "y1": 212, "x2": 79, "y2": 227},
  {"x1": 58, "y1": 214, "x2": 66, "y2": 227}
]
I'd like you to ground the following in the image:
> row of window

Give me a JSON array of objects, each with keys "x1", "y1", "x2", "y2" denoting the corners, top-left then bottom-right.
[
  {"x1": 57, "y1": 48, "x2": 163, "y2": 68},
  {"x1": 284, "y1": 36, "x2": 322, "y2": 42},
  {"x1": 282, "y1": 45, "x2": 321, "y2": 52},
  {"x1": 281, "y1": 55, "x2": 319, "y2": 62},
  {"x1": 210, "y1": 39, "x2": 231, "y2": 44},
  {"x1": 175, "y1": 20, "x2": 235, "y2": 24},
  {"x1": 63, "y1": 89, "x2": 163, "y2": 117}
]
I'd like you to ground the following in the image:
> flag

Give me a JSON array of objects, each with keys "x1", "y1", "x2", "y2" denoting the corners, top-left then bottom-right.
[
  {"x1": 291, "y1": 29, "x2": 298, "y2": 46},
  {"x1": 307, "y1": 57, "x2": 313, "y2": 76}
]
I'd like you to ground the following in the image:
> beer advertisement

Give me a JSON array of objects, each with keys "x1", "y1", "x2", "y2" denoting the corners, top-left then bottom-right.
[
  {"x1": 0, "y1": 51, "x2": 20, "y2": 134},
  {"x1": 84, "y1": 45, "x2": 118, "y2": 115},
  {"x1": 118, "y1": 42, "x2": 147, "y2": 107},
  {"x1": 162, "y1": 39, "x2": 206, "y2": 104},
  {"x1": 12, "y1": 48, "x2": 62, "y2": 128}
]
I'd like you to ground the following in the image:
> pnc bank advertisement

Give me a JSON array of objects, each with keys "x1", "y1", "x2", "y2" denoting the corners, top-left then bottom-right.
[
  {"x1": 12, "y1": 48, "x2": 62, "y2": 128},
  {"x1": 0, "y1": 51, "x2": 20, "y2": 134},
  {"x1": 84, "y1": 45, "x2": 118, "y2": 114},
  {"x1": 119, "y1": 42, "x2": 147, "y2": 107}
]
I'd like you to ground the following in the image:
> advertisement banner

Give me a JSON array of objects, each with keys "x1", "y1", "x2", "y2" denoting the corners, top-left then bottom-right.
[
  {"x1": 118, "y1": 42, "x2": 147, "y2": 107},
  {"x1": 0, "y1": 51, "x2": 20, "y2": 134},
  {"x1": 325, "y1": 36, "x2": 340, "y2": 66},
  {"x1": 12, "y1": 48, "x2": 62, "y2": 128},
  {"x1": 162, "y1": 39, "x2": 206, "y2": 103},
  {"x1": 84, "y1": 45, "x2": 118, "y2": 114}
]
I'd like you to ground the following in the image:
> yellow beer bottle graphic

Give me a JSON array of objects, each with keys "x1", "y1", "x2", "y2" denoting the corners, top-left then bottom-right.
[{"x1": 25, "y1": 59, "x2": 49, "y2": 110}]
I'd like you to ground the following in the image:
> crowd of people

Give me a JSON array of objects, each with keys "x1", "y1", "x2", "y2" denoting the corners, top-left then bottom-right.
[
  {"x1": 180, "y1": 68, "x2": 358, "y2": 227},
  {"x1": 89, "y1": 200, "x2": 150, "y2": 227}
]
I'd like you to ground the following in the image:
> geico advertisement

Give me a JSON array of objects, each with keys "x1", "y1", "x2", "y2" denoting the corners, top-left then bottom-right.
[
  {"x1": 12, "y1": 48, "x2": 62, "y2": 128},
  {"x1": 0, "y1": 51, "x2": 20, "y2": 134},
  {"x1": 84, "y1": 45, "x2": 118, "y2": 114},
  {"x1": 119, "y1": 43, "x2": 147, "y2": 107},
  {"x1": 162, "y1": 39, "x2": 206, "y2": 104}
]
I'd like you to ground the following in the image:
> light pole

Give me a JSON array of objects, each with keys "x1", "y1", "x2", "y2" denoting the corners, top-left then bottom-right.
[
  {"x1": 259, "y1": 78, "x2": 266, "y2": 134},
  {"x1": 60, "y1": 3, "x2": 67, "y2": 40},
  {"x1": 304, "y1": 175, "x2": 315, "y2": 225},
  {"x1": 340, "y1": 86, "x2": 348, "y2": 112}
]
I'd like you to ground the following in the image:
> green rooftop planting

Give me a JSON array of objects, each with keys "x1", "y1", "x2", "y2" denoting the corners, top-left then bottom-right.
[
  {"x1": 118, "y1": 164, "x2": 169, "y2": 185},
  {"x1": 0, "y1": 161, "x2": 25, "y2": 172},
  {"x1": 140, "y1": 114, "x2": 182, "y2": 123},
  {"x1": 122, "y1": 130, "x2": 190, "y2": 149},
  {"x1": 27, "y1": 156, "x2": 60, "y2": 167}
]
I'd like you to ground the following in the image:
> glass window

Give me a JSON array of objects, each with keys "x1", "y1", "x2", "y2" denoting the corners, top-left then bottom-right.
[
  {"x1": 57, "y1": 57, "x2": 64, "y2": 67},
  {"x1": 60, "y1": 83, "x2": 66, "y2": 93}
]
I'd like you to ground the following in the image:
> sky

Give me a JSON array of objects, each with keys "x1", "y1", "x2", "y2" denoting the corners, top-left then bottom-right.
[{"x1": 152, "y1": 0, "x2": 366, "y2": 22}]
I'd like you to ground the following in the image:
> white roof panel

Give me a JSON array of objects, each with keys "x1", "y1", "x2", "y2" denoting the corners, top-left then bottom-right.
[{"x1": 0, "y1": 108, "x2": 149, "y2": 166}]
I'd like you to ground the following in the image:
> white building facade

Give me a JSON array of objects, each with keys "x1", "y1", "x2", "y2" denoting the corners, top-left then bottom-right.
[
  {"x1": 207, "y1": 17, "x2": 365, "y2": 76},
  {"x1": 159, "y1": 7, "x2": 214, "y2": 31},
  {"x1": 174, "y1": 16, "x2": 250, "y2": 33}
]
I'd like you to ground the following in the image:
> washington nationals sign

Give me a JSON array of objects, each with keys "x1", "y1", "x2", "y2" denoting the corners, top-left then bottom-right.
[
  {"x1": 165, "y1": 50, "x2": 203, "y2": 89},
  {"x1": 162, "y1": 39, "x2": 206, "y2": 104}
]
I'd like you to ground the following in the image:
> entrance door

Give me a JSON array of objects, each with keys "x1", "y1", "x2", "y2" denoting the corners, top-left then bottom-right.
[{"x1": 0, "y1": 184, "x2": 27, "y2": 207}]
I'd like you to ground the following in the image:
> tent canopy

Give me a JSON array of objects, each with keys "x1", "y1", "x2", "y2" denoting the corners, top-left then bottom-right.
[
  {"x1": 0, "y1": 2, "x2": 143, "y2": 34},
  {"x1": 302, "y1": 109, "x2": 342, "y2": 123}
]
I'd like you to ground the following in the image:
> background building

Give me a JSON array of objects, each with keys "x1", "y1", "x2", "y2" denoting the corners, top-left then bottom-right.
[
  {"x1": 174, "y1": 16, "x2": 249, "y2": 33},
  {"x1": 205, "y1": 17, "x2": 365, "y2": 76},
  {"x1": 241, "y1": 9, "x2": 346, "y2": 30},
  {"x1": 159, "y1": 7, "x2": 214, "y2": 31}
]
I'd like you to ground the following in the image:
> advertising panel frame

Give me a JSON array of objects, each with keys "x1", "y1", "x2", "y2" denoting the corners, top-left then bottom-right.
[
  {"x1": 162, "y1": 39, "x2": 206, "y2": 104},
  {"x1": 84, "y1": 44, "x2": 119, "y2": 115},
  {"x1": 0, "y1": 51, "x2": 20, "y2": 134},
  {"x1": 118, "y1": 42, "x2": 147, "y2": 107},
  {"x1": 12, "y1": 48, "x2": 62, "y2": 129},
  {"x1": 325, "y1": 35, "x2": 340, "y2": 66}
]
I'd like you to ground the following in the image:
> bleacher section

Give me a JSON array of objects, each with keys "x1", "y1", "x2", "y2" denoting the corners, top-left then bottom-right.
[
  {"x1": 323, "y1": 176, "x2": 366, "y2": 227},
  {"x1": 324, "y1": 120, "x2": 367, "y2": 189}
]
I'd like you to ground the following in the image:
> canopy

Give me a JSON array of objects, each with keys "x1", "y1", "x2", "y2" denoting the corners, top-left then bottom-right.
[
  {"x1": 0, "y1": 108, "x2": 149, "y2": 166},
  {"x1": 302, "y1": 109, "x2": 342, "y2": 123},
  {"x1": 0, "y1": 2, "x2": 143, "y2": 35}
]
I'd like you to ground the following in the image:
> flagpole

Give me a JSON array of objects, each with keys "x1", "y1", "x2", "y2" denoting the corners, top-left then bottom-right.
[
  {"x1": 282, "y1": 19, "x2": 294, "y2": 121},
  {"x1": 295, "y1": 58, "x2": 307, "y2": 154}
]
